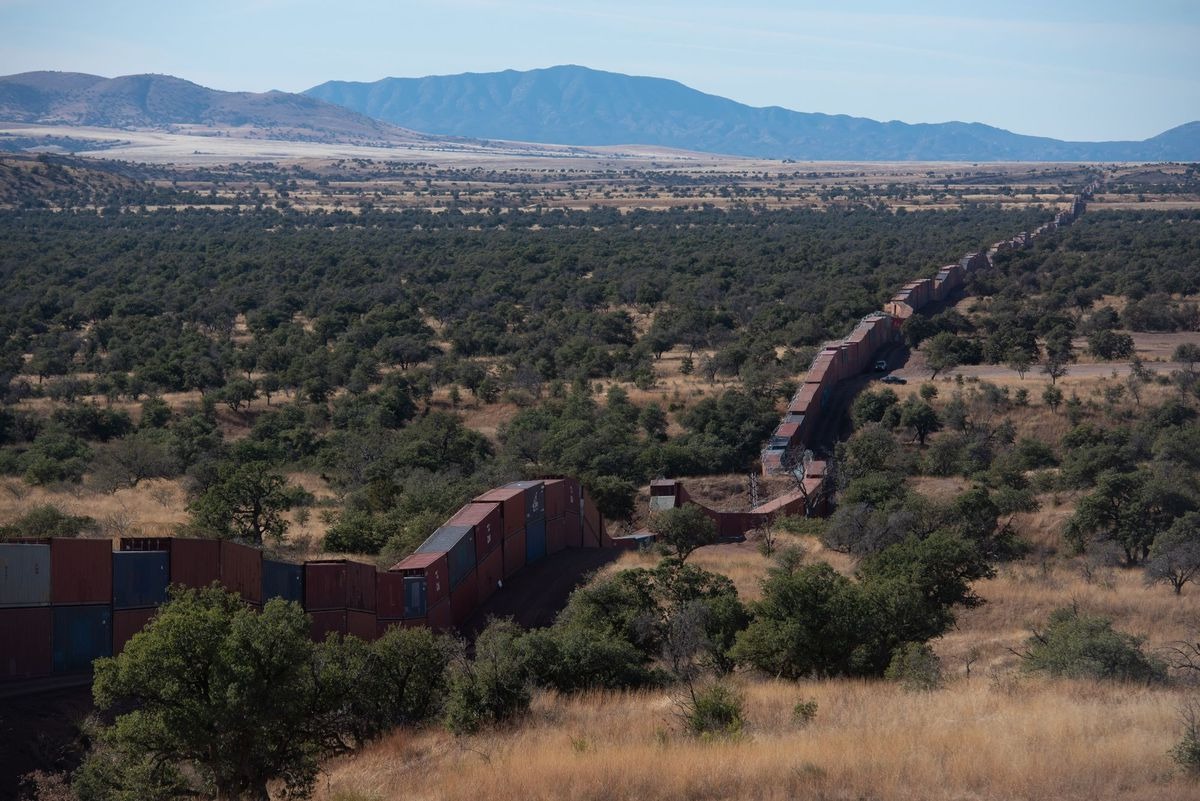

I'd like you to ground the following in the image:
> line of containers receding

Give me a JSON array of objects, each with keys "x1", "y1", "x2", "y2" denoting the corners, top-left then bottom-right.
[
  {"x1": 1, "y1": 478, "x2": 608, "y2": 684},
  {"x1": 759, "y1": 184, "x2": 1098, "y2": 478}
]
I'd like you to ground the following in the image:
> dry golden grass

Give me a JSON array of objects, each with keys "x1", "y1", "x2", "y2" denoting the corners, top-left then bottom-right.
[
  {"x1": 0, "y1": 475, "x2": 188, "y2": 536},
  {"x1": 316, "y1": 676, "x2": 1196, "y2": 801}
]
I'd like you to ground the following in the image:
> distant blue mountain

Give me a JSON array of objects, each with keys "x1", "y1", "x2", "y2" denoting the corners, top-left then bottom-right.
[{"x1": 306, "y1": 65, "x2": 1200, "y2": 162}]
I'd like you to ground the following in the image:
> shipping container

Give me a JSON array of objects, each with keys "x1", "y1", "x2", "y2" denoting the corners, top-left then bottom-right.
[
  {"x1": 505, "y1": 480, "x2": 546, "y2": 525},
  {"x1": 112, "y1": 550, "x2": 169, "y2": 609},
  {"x1": 450, "y1": 502, "x2": 503, "y2": 559},
  {"x1": 376, "y1": 571, "x2": 406, "y2": 619},
  {"x1": 449, "y1": 573, "x2": 478, "y2": 627},
  {"x1": 169, "y1": 538, "x2": 221, "y2": 590},
  {"x1": 0, "y1": 607, "x2": 52, "y2": 681},
  {"x1": 526, "y1": 518, "x2": 547, "y2": 563},
  {"x1": 220, "y1": 541, "x2": 263, "y2": 604},
  {"x1": 563, "y1": 477, "x2": 581, "y2": 516},
  {"x1": 51, "y1": 538, "x2": 112, "y2": 605},
  {"x1": 582, "y1": 497, "x2": 603, "y2": 548},
  {"x1": 113, "y1": 607, "x2": 155, "y2": 655},
  {"x1": 416, "y1": 526, "x2": 475, "y2": 590},
  {"x1": 503, "y1": 529, "x2": 526, "y2": 578},
  {"x1": 304, "y1": 560, "x2": 377, "y2": 612},
  {"x1": 427, "y1": 598, "x2": 452, "y2": 632},
  {"x1": 0, "y1": 543, "x2": 51, "y2": 607},
  {"x1": 262, "y1": 559, "x2": 303, "y2": 604},
  {"x1": 389, "y1": 552, "x2": 450, "y2": 610},
  {"x1": 309, "y1": 610, "x2": 377, "y2": 642},
  {"x1": 476, "y1": 546, "x2": 504, "y2": 604},
  {"x1": 547, "y1": 516, "x2": 567, "y2": 555},
  {"x1": 543, "y1": 479, "x2": 567, "y2": 519},
  {"x1": 565, "y1": 510, "x2": 583, "y2": 548},
  {"x1": 52, "y1": 605, "x2": 112, "y2": 673},
  {"x1": 474, "y1": 486, "x2": 527, "y2": 537}
]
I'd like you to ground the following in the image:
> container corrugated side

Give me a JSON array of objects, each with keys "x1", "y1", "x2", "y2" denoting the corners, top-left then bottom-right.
[
  {"x1": 220, "y1": 541, "x2": 263, "y2": 604},
  {"x1": 51, "y1": 538, "x2": 112, "y2": 605},
  {"x1": 112, "y1": 551, "x2": 169, "y2": 609},
  {"x1": 262, "y1": 559, "x2": 303, "y2": 604},
  {"x1": 169, "y1": 538, "x2": 221, "y2": 590},
  {"x1": 476, "y1": 546, "x2": 503, "y2": 604},
  {"x1": 503, "y1": 529, "x2": 526, "y2": 578},
  {"x1": 52, "y1": 604, "x2": 112, "y2": 673},
  {"x1": 0, "y1": 543, "x2": 51, "y2": 607},
  {"x1": 525, "y1": 519, "x2": 547, "y2": 563},
  {"x1": 113, "y1": 607, "x2": 156, "y2": 655},
  {"x1": 0, "y1": 606, "x2": 52, "y2": 680}
]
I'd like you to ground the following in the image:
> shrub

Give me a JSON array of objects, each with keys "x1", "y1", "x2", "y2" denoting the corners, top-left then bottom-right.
[
  {"x1": 792, "y1": 698, "x2": 819, "y2": 726},
  {"x1": 0, "y1": 505, "x2": 97, "y2": 539},
  {"x1": 1021, "y1": 606, "x2": 1165, "y2": 683},
  {"x1": 885, "y1": 642, "x2": 943, "y2": 690},
  {"x1": 681, "y1": 683, "x2": 744, "y2": 738},
  {"x1": 1172, "y1": 697, "x2": 1200, "y2": 776},
  {"x1": 444, "y1": 620, "x2": 533, "y2": 735}
]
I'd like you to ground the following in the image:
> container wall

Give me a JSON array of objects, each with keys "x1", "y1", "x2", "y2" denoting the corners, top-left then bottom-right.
[
  {"x1": 503, "y1": 529, "x2": 526, "y2": 578},
  {"x1": 418, "y1": 525, "x2": 475, "y2": 590},
  {"x1": 0, "y1": 607, "x2": 53, "y2": 680},
  {"x1": 452, "y1": 502, "x2": 503, "y2": 559},
  {"x1": 51, "y1": 539, "x2": 112, "y2": 605},
  {"x1": 169, "y1": 538, "x2": 221, "y2": 590},
  {"x1": 113, "y1": 607, "x2": 156, "y2": 655},
  {"x1": 392, "y1": 552, "x2": 450, "y2": 608},
  {"x1": 346, "y1": 561, "x2": 376, "y2": 613},
  {"x1": 112, "y1": 551, "x2": 169, "y2": 610},
  {"x1": 449, "y1": 573, "x2": 478, "y2": 627},
  {"x1": 347, "y1": 610, "x2": 377, "y2": 641},
  {"x1": 309, "y1": 609, "x2": 346, "y2": 642},
  {"x1": 543, "y1": 479, "x2": 567, "y2": 519},
  {"x1": 262, "y1": 559, "x2": 303, "y2": 604},
  {"x1": 403, "y1": 576, "x2": 426, "y2": 618},
  {"x1": 0, "y1": 543, "x2": 52, "y2": 607},
  {"x1": 219, "y1": 541, "x2": 263, "y2": 604},
  {"x1": 476, "y1": 546, "x2": 504, "y2": 604},
  {"x1": 547, "y1": 516, "x2": 567, "y2": 555},
  {"x1": 526, "y1": 518, "x2": 547, "y2": 563},
  {"x1": 52, "y1": 605, "x2": 112, "y2": 673},
  {"x1": 375, "y1": 572, "x2": 407, "y2": 619},
  {"x1": 474, "y1": 488, "x2": 526, "y2": 536},
  {"x1": 565, "y1": 511, "x2": 583, "y2": 548},
  {"x1": 427, "y1": 599, "x2": 453, "y2": 632},
  {"x1": 506, "y1": 480, "x2": 546, "y2": 526}
]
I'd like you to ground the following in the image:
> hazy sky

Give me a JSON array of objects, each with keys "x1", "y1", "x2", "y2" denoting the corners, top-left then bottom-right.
[{"x1": 2, "y1": 0, "x2": 1197, "y2": 141}]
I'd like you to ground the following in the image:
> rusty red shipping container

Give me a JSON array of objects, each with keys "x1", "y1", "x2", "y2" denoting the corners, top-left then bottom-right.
[
  {"x1": 50, "y1": 538, "x2": 113, "y2": 605},
  {"x1": 474, "y1": 486, "x2": 526, "y2": 537},
  {"x1": 113, "y1": 607, "x2": 156, "y2": 656},
  {"x1": 376, "y1": 572, "x2": 406, "y2": 619},
  {"x1": 476, "y1": 546, "x2": 504, "y2": 604},
  {"x1": 547, "y1": 516, "x2": 567, "y2": 555},
  {"x1": 451, "y1": 501, "x2": 503, "y2": 559},
  {"x1": 449, "y1": 570, "x2": 478, "y2": 627},
  {"x1": 427, "y1": 599, "x2": 452, "y2": 632},
  {"x1": 0, "y1": 607, "x2": 53, "y2": 681},
  {"x1": 564, "y1": 477, "x2": 581, "y2": 516},
  {"x1": 390, "y1": 552, "x2": 449, "y2": 609},
  {"x1": 304, "y1": 560, "x2": 377, "y2": 612},
  {"x1": 565, "y1": 511, "x2": 583, "y2": 548},
  {"x1": 219, "y1": 541, "x2": 262, "y2": 604},
  {"x1": 169, "y1": 538, "x2": 221, "y2": 590},
  {"x1": 503, "y1": 529, "x2": 526, "y2": 578},
  {"x1": 543, "y1": 479, "x2": 567, "y2": 519},
  {"x1": 309, "y1": 610, "x2": 377, "y2": 642}
]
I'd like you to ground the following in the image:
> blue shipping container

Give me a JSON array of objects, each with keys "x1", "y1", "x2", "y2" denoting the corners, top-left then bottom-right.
[
  {"x1": 52, "y1": 605, "x2": 112, "y2": 673},
  {"x1": 404, "y1": 576, "x2": 426, "y2": 619},
  {"x1": 526, "y1": 519, "x2": 547, "y2": 564},
  {"x1": 262, "y1": 559, "x2": 304, "y2": 604},
  {"x1": 112, "y1": 551, "x2": 169, "y2": 609},
  {"x1": 417, "y1": 525, "x2": 475, "y2": 590}
]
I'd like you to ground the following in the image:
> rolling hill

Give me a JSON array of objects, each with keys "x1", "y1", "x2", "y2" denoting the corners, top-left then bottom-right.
[{"x1": 306, "y1": 65, "x2": 1200, "y2": 162}]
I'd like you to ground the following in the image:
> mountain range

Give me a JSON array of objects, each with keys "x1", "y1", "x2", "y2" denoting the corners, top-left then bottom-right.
[
  {"x1": 306, "y1": 66, "x2": 1199, "y2": 162},
  {"x1": 1, "y1": 66, "x2": 1196, "y2": 161},
  {"x1": 0, "y1": 71, "x2": 428, "y2": 145}
]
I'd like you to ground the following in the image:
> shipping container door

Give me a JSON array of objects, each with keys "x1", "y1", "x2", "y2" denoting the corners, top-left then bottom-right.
[
  {"x1": 112, "y1": 551, "x2": 169, "y2": 609},
  {"x1": 52, "y1": 605, "x2": 112, "y2": 673},
  {"x1": 526, "y1": 519, "x2": 547, "y2": 563},
  {"x1": 0, "y1": 543, "x2": 51, "y2": 607},
  {"x1": 403, "y1": 576, "x2": 427, "y2": 619}
]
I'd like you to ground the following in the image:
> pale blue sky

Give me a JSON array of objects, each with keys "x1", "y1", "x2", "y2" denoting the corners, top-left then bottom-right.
[{"x1": 1, "y1": 0, "x2": 1196, "y2": 141}]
